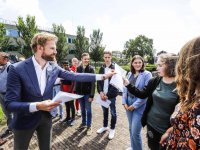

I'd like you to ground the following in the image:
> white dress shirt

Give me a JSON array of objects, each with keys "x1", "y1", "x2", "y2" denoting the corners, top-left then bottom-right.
[
  {"x1": 29, "y1": 56, "x2": 103, "y2": 113},
  {"x1": 29, "y1": 56, "x2": 49, "y2": 113}
]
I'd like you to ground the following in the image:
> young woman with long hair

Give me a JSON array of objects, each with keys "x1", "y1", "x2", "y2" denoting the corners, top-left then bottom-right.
[
  {"x1": 160, "y1": 37, "x2": 200, "y2": 149},
  {"x1": 122, "y1": 55, "x2": 152, "y2": 150}
]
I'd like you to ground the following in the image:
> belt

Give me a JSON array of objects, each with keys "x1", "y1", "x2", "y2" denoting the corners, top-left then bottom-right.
[
  {"x1": 54, "y1": 84, "x2": 60, "y2": 86},
  {"x1": 0, "y1": 92, "x2": 6, "y2": 94}
]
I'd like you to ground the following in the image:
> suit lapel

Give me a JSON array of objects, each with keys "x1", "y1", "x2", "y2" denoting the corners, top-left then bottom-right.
[
  {"x1": 24, "y1": 57, "x2": 41, "y2": 96},
  {"x1": 135, "y1": 72, "x2": 144, "y2": 87},
  {"x1": 43, "y1": 63, "x2": 55, "y2": 95}
]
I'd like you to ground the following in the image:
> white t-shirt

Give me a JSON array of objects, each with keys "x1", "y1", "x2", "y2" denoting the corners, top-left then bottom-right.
[{"x1": 103, "y1": 67, "x2": 111, "y2": 94}]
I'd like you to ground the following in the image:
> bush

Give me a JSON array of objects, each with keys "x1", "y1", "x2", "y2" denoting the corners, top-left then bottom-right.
[{"x1": 95, "y1": 67, "x2": 100, "y2": 74}]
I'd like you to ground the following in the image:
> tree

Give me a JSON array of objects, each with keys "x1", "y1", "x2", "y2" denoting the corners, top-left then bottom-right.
[
  {"x1": 89, "y1": 29, "x2": 105, "y2": 68},
  {"x1": 123, "y1": 35, "x2": 155, "y2": 61},
  {"x1": 0, "y1": 23, "x2": 10, "y2": 52},
  {"x1": 128, "y1": 57, "x2": 132, "y2": 62},
  {"x1": 119, "y1": 58, "x2": 124, "y2": 62},
  {"x1": 112, "y1": 56, "x2": 117, "y2": 61},
  {"x1": 14, "y1": 15, "x2": 38, "y2": 58},
  {"x1": 52, "y1": 23, "x2": 70, "y2": 64},
  {"x1": 73, "y1": 26, "x2": 89, "y2": 60}
]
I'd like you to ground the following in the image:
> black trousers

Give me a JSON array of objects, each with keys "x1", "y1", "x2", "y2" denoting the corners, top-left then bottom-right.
[
  {"x1": 146, "y1": 123, "x2": 167, "y2": 150},
  {"x1": 65, "y1": 100, "x2": 75, "y2": 119},
  {"x1": 13, "y1": 111, "x2": 52, "y2": 150}
]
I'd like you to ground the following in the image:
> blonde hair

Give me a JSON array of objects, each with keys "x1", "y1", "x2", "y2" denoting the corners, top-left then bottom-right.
[
  {"x1": 31, "y1": 32, "x2": 58, "y2": 52},
  {"x1": 103, "y1": 51, "x2": 112, "y2": 56},
  {"x1": 81, "y1": 53, "x2": 89, "y2": 58}
]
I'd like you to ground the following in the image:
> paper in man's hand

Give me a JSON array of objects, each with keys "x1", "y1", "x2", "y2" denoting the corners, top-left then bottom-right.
[
  {"x1": 52, "y1": 91, "x2": 83, "y2": 103},
  {"x1": 110, "y1": 63, "x2": 127, "y2": 92},
  {"x1": 96, "y1": 94, "x2": 111, "y2": 108}
]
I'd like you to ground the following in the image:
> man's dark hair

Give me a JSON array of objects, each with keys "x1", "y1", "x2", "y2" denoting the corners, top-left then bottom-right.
[{"x1": 62, "y1": 61, "x2": 69, "y2": 65}]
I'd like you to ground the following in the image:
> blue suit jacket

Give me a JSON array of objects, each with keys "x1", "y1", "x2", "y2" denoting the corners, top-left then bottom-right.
[
  {"x1": 122, "y1": 71, "x2": 152, "y2": 114},
  {"x1": 5, "y1": 57, "x2": 96, "y2": 130}
]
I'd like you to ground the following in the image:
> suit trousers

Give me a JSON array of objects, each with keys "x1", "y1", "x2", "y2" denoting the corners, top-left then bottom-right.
[{"x1": 13, "y1": 111, "x2": 52, "y2": 150}]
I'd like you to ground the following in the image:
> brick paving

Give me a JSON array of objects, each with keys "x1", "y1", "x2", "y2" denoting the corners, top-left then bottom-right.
[{"x1": 0, "y1": 94, "x2": 149, "y2": 150}]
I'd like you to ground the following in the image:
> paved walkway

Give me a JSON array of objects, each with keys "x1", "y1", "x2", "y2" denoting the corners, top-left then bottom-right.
[{"x1": 0, "y1": 94, "x2": 149, "y2": 150}]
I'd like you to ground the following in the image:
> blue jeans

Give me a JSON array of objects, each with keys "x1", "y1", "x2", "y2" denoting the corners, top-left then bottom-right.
[
  {"x1": 0, "y1": 93, "x2": 13, "y2": 130},
  {"x1": 53, "y1": 85, "x2": 63, "y2": 116},
  {"x1": 78, "y1": 94, "x2": 92, "y2": 126},
  {"x1": 102, "y1": 97, "x2": 117, "y2": 129},
  {"x1": 126, "y1": 96, "x2": 143, "y2": 150}
]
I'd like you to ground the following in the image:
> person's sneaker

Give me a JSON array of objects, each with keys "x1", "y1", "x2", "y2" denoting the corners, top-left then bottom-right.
[
  {"x1": 70, "y1": 119, "x2": 76, "y2": 126},
  {"x1": 1, "y1": 129, "x2": 12, "y2": 138},
  {"x1": 126, "y1": 147, "x2": 133, "y2": 150},
  {"x1": 52, "y1": 114, "x2": 58, "y2": 119},
  {"x1": 97, "y1": 127, "x2": 109, "y2": 134},
  {"x1": 75, "y1": 123, "x2": 87, "y2": 130},
  {"x1": 108, "y1": 129, "x2": 115, "y2": 140},
  {"x1": 86, "y1": 126, "x2": 92, "y2": 136},
  {"x1": 76, "y1": 110, "x2": 81, "y2": 116},
  {"x1": 61, "y1": 117, "x2": 71, "y2": 124},
  {"x1": 59, "y1": 115, "x2": 63, "y2": 122}
]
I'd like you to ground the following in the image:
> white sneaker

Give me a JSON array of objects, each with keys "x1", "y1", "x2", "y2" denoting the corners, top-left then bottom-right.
[
  {"x1": 126, "y1": 147, "x2": 133, "y2": 150},
  {"x1": 76, "y1": 110, "x2": 81, "y2": 116},
  {"x1": 108, "y1": 129, "x2": 115, "y2": 140},
  {"x1": 97, "y1": 127, "x2": 109, "y2": 134}
]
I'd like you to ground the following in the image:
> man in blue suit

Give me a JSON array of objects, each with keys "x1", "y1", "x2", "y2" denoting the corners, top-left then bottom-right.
[{"x1": 5, "y1": 32, "x2": 115, "y2": 150}]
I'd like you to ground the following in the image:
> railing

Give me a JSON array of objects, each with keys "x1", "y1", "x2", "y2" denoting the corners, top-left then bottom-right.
[{"x1": 0, "y1": 18, "x2": 54, "y2": 32}]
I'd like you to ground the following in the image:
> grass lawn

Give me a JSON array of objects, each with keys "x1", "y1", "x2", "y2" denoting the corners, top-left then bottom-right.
[{"x1": 0, "y1": 106, "x2": 6, "y2": 125}]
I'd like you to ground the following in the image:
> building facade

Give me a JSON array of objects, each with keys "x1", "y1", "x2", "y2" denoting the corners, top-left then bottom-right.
[{"x1": 0, "y1": 18, "x2": 88, "y2": 62}]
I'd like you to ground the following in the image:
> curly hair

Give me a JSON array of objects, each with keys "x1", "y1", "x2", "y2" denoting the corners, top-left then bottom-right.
[
  {"x1": 175, "y1": 36, "x2": 200, "y2": 112},
  {"x1": 31, "y1": 32, "x2": 58, "y2": 52},
  {"x1": 158, "y1": 53, "x2": 178, "y2": 77},
  {"x1": 130, "y1": 55, "x2": 145, "y2": 74}
]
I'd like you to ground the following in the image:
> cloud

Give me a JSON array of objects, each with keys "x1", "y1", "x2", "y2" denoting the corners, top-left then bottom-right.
[
  {"x1": 95, "y1": 9, "x2": 200, "y2": 54},
  {"x1": 0, "y1": 0, "x2": 48, "y2": 27},
  {"x1": 62, "y1": 20, "x2": 76, "y2": 35},
  {"x1": 190, "y1": 0, "x2": 200, "y2": 18}
]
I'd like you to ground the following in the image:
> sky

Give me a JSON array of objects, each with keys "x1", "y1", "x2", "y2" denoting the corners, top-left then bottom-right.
[{"x1": 0, "y1": 0, "x2": 200, "y2": 55}]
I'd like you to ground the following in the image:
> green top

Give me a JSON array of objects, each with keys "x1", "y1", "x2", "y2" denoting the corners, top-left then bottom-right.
[
  {"x1": 82, "y1": 67, "x2": 85, "y2": 73},
  {"x1": 147, "y1": 79, "x2": 178, "y2": 134}
]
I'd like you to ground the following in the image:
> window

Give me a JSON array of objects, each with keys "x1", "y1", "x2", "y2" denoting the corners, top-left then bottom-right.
[
  {"x1": 7, "y1": 44, "x2": 19, "y2": 51},
  {"x1": 69, "y1": 50, "x2": 75, "y2": 54},
  {"x1": 68, "y1": 38, "x2": 71, "y2": 43},
  {"x1": 5, "y1": 28, "x2": 19, "y2": 37}
]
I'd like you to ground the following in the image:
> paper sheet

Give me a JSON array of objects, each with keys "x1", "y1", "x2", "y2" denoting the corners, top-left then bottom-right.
[
  {"x1": 52, "y1": 91, "x2": 83, "y2": 103},
  {"x1": 96, "y1": 94, "x2": 111, "y2": 108},
  {"x1": 110, "y1": 63, "x2": 127, "y2": 92}
]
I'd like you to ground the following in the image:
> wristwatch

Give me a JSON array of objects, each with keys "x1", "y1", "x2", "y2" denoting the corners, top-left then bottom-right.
[{"x1": 102, "y1": 74, "x2": 106, "y2": 80}]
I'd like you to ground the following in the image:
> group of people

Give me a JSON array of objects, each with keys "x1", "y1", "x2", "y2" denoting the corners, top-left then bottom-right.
[
  {"x1": 1, "y1": 31, "x2": 200, "y2": 150},
  {"x1": 122, "y1": 37, "x2": 200, "y2": 150}
]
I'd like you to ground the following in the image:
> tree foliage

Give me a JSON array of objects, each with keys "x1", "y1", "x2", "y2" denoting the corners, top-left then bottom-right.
[
  {"x1": 14, "y1": 15, "x2": 38, "y2": 58},
  {"x1": 89, "y1": 29, "x2": 105, "y2": 68},
  {"x1": 0, "y1": 23, "x2": 10, "y2": 52},
  {"x1": 52, "y1": 24, "x2": 70, "y2": 64},
  {"x1": 112, "y1": 56, "x2": 117, "y2": 61},
  {"x1": 123, "y1": 35, "x2": 155, "y2": 62},
  {"x1": 73, "y1": 26, "x2": 89, "y2": 60},
  {"x1": 119, "y1": 58, "x2": 124, "y2": 62}
]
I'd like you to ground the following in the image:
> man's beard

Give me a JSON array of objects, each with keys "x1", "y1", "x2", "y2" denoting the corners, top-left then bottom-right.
[{"x1": 41, "y1": 51, "x2": 55, "y2": 61}]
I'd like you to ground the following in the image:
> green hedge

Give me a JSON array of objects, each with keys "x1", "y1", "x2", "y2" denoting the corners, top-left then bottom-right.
[
  {"x1": 95, "y1": 64, "x2": 157, "y2": 75},
  {"x1": 121, "y1": 64, "x2": 157, "y2": 74}
]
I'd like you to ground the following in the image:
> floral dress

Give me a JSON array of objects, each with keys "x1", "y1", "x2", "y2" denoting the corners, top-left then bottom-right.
[{"x1": 167, "y1": 102, "x2": 200, "y2": 150}]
